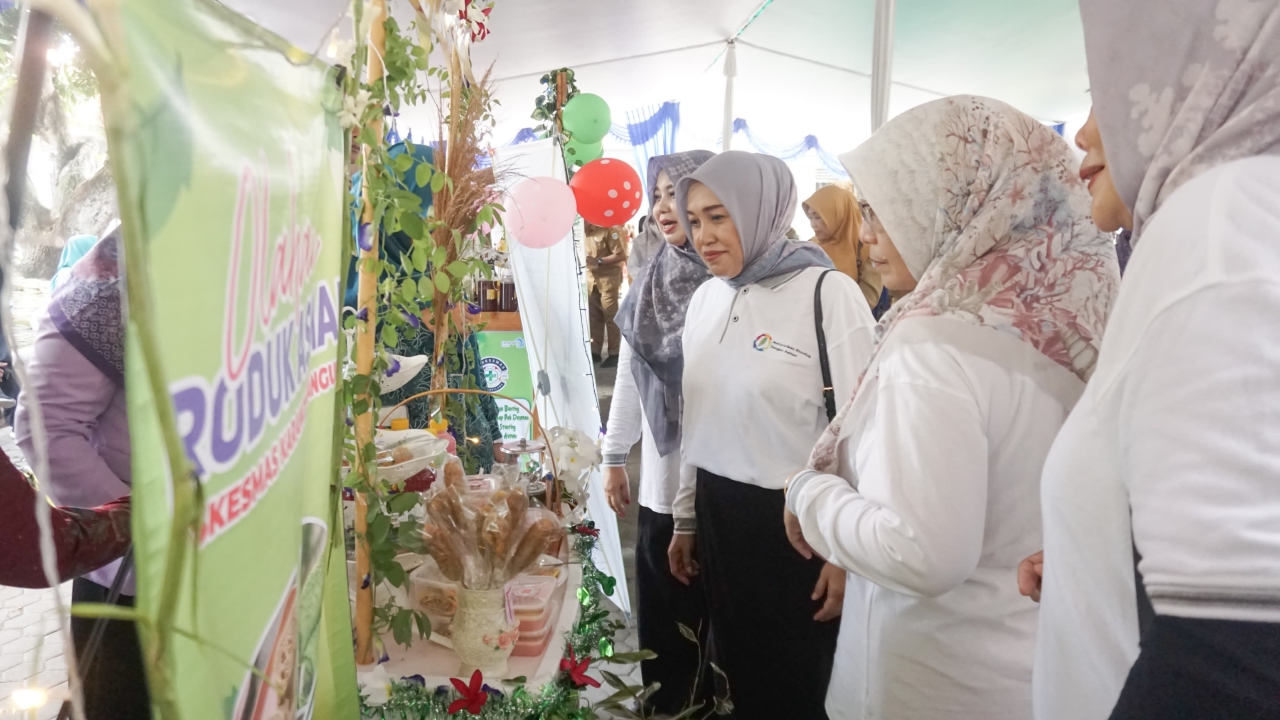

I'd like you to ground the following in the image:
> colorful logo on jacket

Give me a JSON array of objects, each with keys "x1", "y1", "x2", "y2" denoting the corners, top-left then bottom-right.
[{"x1": 753, "y1": 334, "x2": 773, "y2": 351}]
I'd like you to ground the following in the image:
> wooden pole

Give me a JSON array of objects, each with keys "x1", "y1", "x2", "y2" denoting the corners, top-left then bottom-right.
[
  {"x1": 554, "y1": 71, "x2": 566, "y2": 135},
  {"x1": 353, "y1": 0, "x2": 386, "y2": 667}
]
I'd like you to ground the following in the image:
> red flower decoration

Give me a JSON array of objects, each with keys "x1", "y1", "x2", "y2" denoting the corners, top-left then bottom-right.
[
  {"x1": 448, "y1": 670, "x2": 489, "y2": 715},
  {"x1": 559, "y1": 647, "x2": 601, "y2": 688},
  {"x1": 572, "y1": 524, "x2": 600, "y2": 538},
  {"x1": 458, "y1": 1, "x2": 492, "y2": 43}
]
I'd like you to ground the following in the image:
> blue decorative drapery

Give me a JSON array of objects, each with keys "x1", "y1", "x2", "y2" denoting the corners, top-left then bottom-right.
[
  {"x1": 728, "y1": 118, "x2": 850, "y2": 178},
  {"x1": 610, "y1": 102, "x2": 680, "y2": 192}
]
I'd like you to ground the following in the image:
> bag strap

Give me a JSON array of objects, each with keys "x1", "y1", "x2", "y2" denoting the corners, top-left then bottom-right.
[{"x1": 814, "y1": 270, "x2": 838, "y2": 422}]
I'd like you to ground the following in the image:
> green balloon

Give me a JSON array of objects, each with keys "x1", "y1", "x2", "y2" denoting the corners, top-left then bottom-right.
[
  {"x1": 563, "y1": 136, "x2": 603, "y2": 167},
  {"x1": 562, "y1": 93, "x2": 611, "y2": 144}
]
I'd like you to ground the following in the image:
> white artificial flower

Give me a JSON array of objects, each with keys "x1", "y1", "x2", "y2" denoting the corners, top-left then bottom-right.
[
  {"x1": 357, "y1": 664, "x2": 393, "y2": 707},
  {"x1": 331, "y1": 39, "x2": 356, "y2": 70},
  {"x1": 340, "y1": 88, "x2": 373, "y2": 129},
  {"x1": 357, "y1": 1, "x2": 378, "y2": 42},
  {"x1": 442, "y1": 0, "x2": 466, "y2": 14}
]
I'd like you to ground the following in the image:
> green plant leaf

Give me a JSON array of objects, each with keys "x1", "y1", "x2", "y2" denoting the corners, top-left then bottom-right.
[
  {"x1": 391, "y1": 608, "x2": 413, "y2": 646},
  {"x1": 381, "y1": 324, "x2": 398, "y2": 348},
  {"x1": 678, "y1": 623, "x2": 698, "y2": 643},
  {"x1": 430, "y1": 172, "x2": 445, "y2": 193},
  {"x1": 446, "y1": 260, "x2": 470, "y2": 278},
  {"x1": 384, "y1": 561, "x2": 407, "y2": 588},
  {"x1": 393, "y1": 153, "x2": 414, "y2": 172},
  {"x1": 401, "y1": 212, "x2": 425, "y2": 240},
  {"x1": 414, "y1": 163, "x2": 431, "y2": 189},
  {"x1": 352, "y1": 374, "x2": 371, "y2": 395},
  {"x1": 599, "y1": 670, "x2": 630, "y2": 692},
  {"x1": 418, "y1": 275, "x2": 434, "y2": 297},
  {"x1": 368, "y1": 513, "x2": 391, "y2": 544},
  {"x1": 434, "y1": 272, "x2": 451, "y2": 293},
  {"x1": 602, "y1": 649, "x2": 657, "y2": 664},
  {"x1": 387, "y1": 491, "x2": 421, "y2": 515},
  {"x1": 413, "y1": 611, "x2": 432, "y2": 639}
]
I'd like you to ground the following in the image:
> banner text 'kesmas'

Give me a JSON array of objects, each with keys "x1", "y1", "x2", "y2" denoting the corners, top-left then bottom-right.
[{"x1": 170, "y1": 162, "x2": 340, "y2": 498}]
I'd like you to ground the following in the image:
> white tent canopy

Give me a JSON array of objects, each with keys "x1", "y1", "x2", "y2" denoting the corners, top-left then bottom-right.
[{"x1": 220, "y1": 0, "x2": 1094, "y2": 153}]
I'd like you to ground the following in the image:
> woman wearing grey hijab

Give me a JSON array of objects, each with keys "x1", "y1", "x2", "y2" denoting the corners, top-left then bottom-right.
[
  {"x1": 666, "y1": 151, "x2": 876, "y2": 719},
  {"x1": 1031, "y1": 2, "x2": 1280, "y2": 719},
  {"x1": 601, "y1": 150, "x2": 715, "y2": 714}
]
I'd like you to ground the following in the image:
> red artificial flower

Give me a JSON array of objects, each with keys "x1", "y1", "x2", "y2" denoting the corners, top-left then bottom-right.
[
  {"x1": 448, "y1": 670, "x2": 488, "y2": 715},
  {"x1": 572, "y1": 524, "x2": 600, "y2": 538},
  {"x1": 559, "y1": 647, "x2": 601, "y2": 688}
]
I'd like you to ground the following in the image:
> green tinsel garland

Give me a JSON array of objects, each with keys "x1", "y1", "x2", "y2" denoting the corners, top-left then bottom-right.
[{"x1": 361, "y1": 526, "x2": 631, "y2": 720}]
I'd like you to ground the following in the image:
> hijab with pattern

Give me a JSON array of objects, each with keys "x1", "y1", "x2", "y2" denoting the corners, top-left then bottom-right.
[
  {"x1": 1081, "y1": 0, "x2": 1280, "y2": 239},
  {"x1": 676, "y1": 151, "x2": 832, "y2": 290},
  {"x1": 50, "y1": 223, "x2": 125, "y2": 387},
  {"x1": 614, "y1": 150, "x2": 715, "y2": 456},
  {"x1": 810, "y1": 96, "x2": 1120, "y2": 473},
  {"x1": 804, "y1": 185, "x2": 884, "y2": 307}
]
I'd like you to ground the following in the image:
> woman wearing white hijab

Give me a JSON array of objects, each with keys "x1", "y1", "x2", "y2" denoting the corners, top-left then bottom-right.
[
  {"x1": 783, "y1": 96, "x2": 1119, "y2": 719},
  {"x1": 668, "y1": 151, "x2": 877, "y2": 719},
  {"x1": 1030, "y1": 2, "x2": 1280, "y2": 718}
]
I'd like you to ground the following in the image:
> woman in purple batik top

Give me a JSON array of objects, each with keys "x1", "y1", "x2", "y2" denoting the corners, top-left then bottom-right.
[{"x1": 15, "y1": 222, "x2": 151, "y2": 720}]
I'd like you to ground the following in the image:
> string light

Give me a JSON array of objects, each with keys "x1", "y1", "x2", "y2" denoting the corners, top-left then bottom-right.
[{"x1": 11, "y1": 687, "x2": 49, "y2": 711}]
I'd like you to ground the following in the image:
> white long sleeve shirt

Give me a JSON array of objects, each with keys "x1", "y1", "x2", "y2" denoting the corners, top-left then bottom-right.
[
  {"x1": 601, "y1": 339, "x2": 687, "y2": 514},
  {"x1": 674, "y1": 267, "x2": 875, "y2": 526},
  {"x1": 1034, "y1": 157, "x2": 1280, "y2": 720},
  {"x1": 788, "y1": 316, "x2": 1081, "y2": 720}
]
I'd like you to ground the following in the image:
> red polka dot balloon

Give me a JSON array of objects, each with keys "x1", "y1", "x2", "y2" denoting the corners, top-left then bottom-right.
[{"x1": 569, "y1": 158, "x2": 644, "y2": 226}]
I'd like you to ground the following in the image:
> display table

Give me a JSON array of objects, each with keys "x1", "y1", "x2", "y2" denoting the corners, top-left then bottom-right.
[{"x1": 366, "y1": 556, "x2": 583, "y2": 689}]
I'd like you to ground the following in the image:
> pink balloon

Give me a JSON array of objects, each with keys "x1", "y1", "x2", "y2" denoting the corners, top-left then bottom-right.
[{"x1": 503, "y1": 176, "x2": 577, "y2": 249}]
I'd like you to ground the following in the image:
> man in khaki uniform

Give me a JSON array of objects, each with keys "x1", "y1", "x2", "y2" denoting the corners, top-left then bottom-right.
[{"x1": 584, "y1": 223, "x2": 628, "y2": 367}]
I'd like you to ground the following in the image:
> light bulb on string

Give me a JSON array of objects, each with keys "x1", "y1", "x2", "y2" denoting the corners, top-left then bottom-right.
[{"x1": 10, "y1": 687, "x2": 49, "y2": 711}]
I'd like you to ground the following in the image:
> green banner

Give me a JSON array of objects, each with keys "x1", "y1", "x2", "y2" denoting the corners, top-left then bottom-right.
[
  {"x1": 112, "y1": 1, "x2": 357, "y2": 718},
  {"x1": 475, "y1": 331, "x2": 534, "y2": 442}
]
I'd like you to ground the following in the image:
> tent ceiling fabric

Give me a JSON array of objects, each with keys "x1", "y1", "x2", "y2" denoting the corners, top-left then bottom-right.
[
  {"x1": 225, "y1": 0, "x2": 1092, "y2": 153},
  {"x1": 217, "y1": 0, "x2": 350, "y2": 54}
]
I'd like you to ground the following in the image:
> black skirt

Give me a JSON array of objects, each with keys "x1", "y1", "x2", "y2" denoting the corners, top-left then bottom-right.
[
  {"x1": 695, "y1": 468, "x2": 840, "y2": 720},
  {"x1": 636, "y1": 506, "x2": 712, "y2": 714},
  {"x1": 1109, "y1": 614, "x2": 1280, "y2": 720}
]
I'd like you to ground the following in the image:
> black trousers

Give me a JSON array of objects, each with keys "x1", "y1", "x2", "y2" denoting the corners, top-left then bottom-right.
[
  {"x1": 636, "y1": 506, "x2": 712, "y2": 714},
  {"x1": 695, "y1": 469, "x2": 840, "y2": 720},
  {"x1": 1109, "y1": 615, "x2": 1280, "y2": 720},
  {"x1": 71, "y1": 579, "x2": 152, "y2": 720}
]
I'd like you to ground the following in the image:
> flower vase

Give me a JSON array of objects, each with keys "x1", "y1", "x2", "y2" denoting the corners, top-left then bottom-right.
[{"x1": 452, "y1": 587, "x2": 518, "y2": 676}]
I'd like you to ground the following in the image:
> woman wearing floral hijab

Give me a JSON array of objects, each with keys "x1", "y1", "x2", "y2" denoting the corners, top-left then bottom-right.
[
  {"x1": 1031, "y1": 2, "x2": 1280, "y2": 718},
  {"x1": 782, "y1": 96, "x2": 1119, "y2": 719},
  {"x1": 669, "y1": 151, "x2": 877, "y2": 719}
]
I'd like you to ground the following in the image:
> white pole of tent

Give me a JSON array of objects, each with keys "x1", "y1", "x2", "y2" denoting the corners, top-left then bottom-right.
[
  {"x1": 870, "y1": 0, "x2": 897, "y2": 132},
  {"x1": 722, "y1": 39, "x2": 737, "y2": 151}
]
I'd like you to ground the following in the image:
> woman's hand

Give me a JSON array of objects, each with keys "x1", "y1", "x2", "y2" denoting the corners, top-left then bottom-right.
[
  {"x1": 668, "y1": 533, "x2": 699, "y2": 586},
  {"x1": 813, "y1": 562, "x2": 846, "y2": 621},
  {"x1": 784, "y1": 506, "x2": 815, "y2": 560},
  {"x1": 603, "y1": 466, "x2": 631, "y2": 517},
  {"x1": 1017, "y1": 550, "x2": 1045, "y2": 602}
]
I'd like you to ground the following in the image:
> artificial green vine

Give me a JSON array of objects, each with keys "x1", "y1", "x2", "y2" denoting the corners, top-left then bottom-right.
[
  {"x1": 339, "y1": 1, "x2": 506, "y2": 652},
  {"x1": 531, "y1": 67, "x2": 578, "y2": 138}
]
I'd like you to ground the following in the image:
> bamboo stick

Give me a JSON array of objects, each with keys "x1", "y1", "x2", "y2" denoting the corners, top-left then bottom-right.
[{"x1": 353, "y1": 0, "x2": 387, "y2": 667}]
